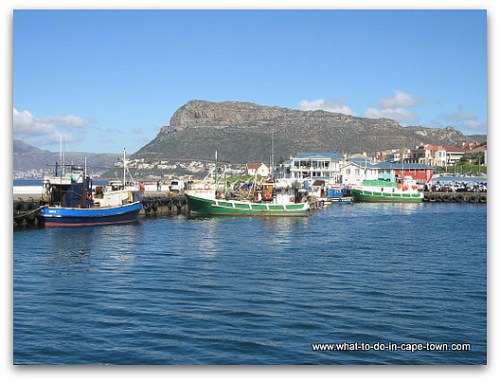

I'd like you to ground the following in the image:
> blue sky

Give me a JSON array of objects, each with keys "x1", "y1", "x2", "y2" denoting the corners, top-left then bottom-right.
[{"x1": 13, "y1": 9, "x2": 487, "y2": 154}]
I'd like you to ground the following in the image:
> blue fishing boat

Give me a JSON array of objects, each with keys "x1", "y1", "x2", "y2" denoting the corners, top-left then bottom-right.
[
  {"x1": 39, "y1": 202, "x2": 142, "y2": 227},
  {"x1": 38, "y1": 151, "x2": 142, "y2": 227},
  {"x1": 325, "y1": 185, "x2": 352, "y2": 205}
]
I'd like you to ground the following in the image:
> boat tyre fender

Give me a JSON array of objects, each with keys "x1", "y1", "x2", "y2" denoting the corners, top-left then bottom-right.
[
  {"x1": 15, "y1": 201, "x2": 28, "y2": 224},
  {"x1": 13, "y1": 201, "x2": 23, "y2": 223},
  {"x1": 479, "y1": 195, "x2": 487, "y2": 203},
  {"x1": 442, "y1": 195, "x2": 450, "y2": 202},
  {"x1": 435, "y1": 195, "x2": 443, "y2": 202},
  {"x1": 13, "y1": 201, "x2": 21, "y2": 216},
  {"x1": 455, "y1": 194, "x2": 464, "y2": 203},
  {"x1": 152, "y1": 200, "x2": 158, "y2": 212},
  {"x1": 468, "y1": 195, "x2": 478, "y2": 203},
  {"x1": 25, "y1": 202, "x2": 37, "y2": 222},
  {"x1": 143, "y1": 199, "x2": 152, "y2": 212},
  {"x1": 449, "y1": 195, "x2": 456, "y2": 203},
  {"x1": 423, "y1": 195, "x2": 429, "y2": 202}
]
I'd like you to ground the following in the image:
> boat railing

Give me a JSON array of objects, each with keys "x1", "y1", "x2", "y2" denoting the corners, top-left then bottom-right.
[{"x1": 213, "y1": 199, "x2": 300, "y2": 211}]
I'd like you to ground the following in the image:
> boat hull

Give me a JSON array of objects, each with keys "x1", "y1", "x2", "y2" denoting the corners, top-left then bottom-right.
[
  {"x1": 351, "y1": 189, "x2": 423, "y2": 203},
  {"x1": 38, "y1": 201, "x2": 142, "y2": 227},
  {"x1": 185, "y1": 193, "x2": 310, "y2": 217}
]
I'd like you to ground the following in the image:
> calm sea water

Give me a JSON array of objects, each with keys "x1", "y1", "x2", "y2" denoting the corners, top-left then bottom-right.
[{"x1": 13, "y1": 203, "x2": 487, "y2": 365}]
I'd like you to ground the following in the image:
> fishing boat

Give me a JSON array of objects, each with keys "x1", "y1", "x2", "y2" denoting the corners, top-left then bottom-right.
[
  {"x1": 185, "y1": 150, "x2": 310, "y2": 217},
  {"x1": 325, "y1": 185, "x2": 352, "y2": 205},
  {"x1": 351, "y1": 178, "x2": 424, "y2": 203},
  {"x1": 185, "y1": 192, "x2": 310, "y2": 217},
  {"x1": 38, "y1": 150, "x2": 142, "y2": 227}
]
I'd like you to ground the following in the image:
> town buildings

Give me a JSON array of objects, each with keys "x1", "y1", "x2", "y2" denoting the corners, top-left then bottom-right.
[{"x1": 279, "y1": 150, "x2": 437, "y2": 186}]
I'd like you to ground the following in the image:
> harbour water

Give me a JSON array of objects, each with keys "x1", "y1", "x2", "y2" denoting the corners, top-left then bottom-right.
[{"x1": 13, "y1": 203, "x2": 487, "y2": 365}]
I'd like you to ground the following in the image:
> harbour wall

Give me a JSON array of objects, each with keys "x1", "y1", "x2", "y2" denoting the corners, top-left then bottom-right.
[
  {"x1": 423, "y1": 191, "x2": 487, "y2": 203},
  {"x1": 13, "y1": 190, "x2": 487, "y2": 227}
]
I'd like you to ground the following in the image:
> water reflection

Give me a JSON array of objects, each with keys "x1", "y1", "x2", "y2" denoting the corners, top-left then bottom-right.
[
  {"x1": 43, "y1": 224, "x2": 143, "y2": 276},
  {"x1": 45, "y1": 228, "x2": 94, "y2": 271}
]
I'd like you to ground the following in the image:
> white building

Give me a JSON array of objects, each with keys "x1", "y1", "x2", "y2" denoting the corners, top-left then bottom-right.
[
  {"x1": 282, "y1": 152, "x2": 343, "y2": 183},
  {"x1": 246, "y1": 163, "x2": 270, "y2": 177},
  {"x1": 341, "y1": 158, "x2": 379, "y2": 186}
]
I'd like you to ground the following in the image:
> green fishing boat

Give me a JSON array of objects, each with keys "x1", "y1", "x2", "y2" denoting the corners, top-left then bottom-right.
[
  {"x1": 351, "y1": 179, "x2": 424, "y2": 203},
  {"x1": 185, "y1": 193, "x2": 310, "y2": 217}
]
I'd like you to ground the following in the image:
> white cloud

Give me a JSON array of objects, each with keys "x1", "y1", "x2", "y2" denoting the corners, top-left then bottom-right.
[
  {"x1": 439, "y1": 110, "x2": 486, "y2": 133},
  {"x1": 13, "y1": 108, "x2": 87, "y2": 145},
  {"x1": 298, "y1": 98, "x2": 356, "y2": 116},
  {"x1": 13, "y1": 109, "x2": 53, "y2": 136},
  {"x1": 364, "y1": 107, "x2": 420, "y2": 123},
  {"x1": 45, "y1": 114, "x2": 85, "y2": 129},
  {"x1": 363, "y1": 90, "x2": 422, "y2": 124},
  {"x1": 379, "y1": 90, "x2": 421, "y2": 108}
]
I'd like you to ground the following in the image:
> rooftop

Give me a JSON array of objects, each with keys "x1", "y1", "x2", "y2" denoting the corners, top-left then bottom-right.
[
  {"x1": 374, "y1": 162, "x2": 433, "y2": 170},
  {"x1": 293, "y1": 152, "x2": 343, "y2": 160}
]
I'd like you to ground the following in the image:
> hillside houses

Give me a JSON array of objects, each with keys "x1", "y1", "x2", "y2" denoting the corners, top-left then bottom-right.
[{"x1": 109, "y1": 141, "x2": 484, "y2": 184}]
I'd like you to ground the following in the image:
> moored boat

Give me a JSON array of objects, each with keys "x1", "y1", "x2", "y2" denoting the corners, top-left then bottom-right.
[
  {"x1": 185, "y1": 192, "x2": 310, "y2": 217},
  {"x1": 39, "y1": 201, "x2": 142, "y2": 227},
  {"x1": 38, "y1": 151, "x2": 142, "y2": 227},
  {"x1": 325, "y1": 185, "x2": 352, "y2": 205},
  {"x1": 351, "y1": 179, "x2": 423, "y2": 203},
  {"x1": 185, "y1": 150, "x2": 310, "y2": 217}
]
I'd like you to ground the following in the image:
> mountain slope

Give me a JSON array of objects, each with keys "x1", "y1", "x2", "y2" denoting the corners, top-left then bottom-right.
[{"x1": 134, "y1": 100, "x2": 478, "y2": 163}]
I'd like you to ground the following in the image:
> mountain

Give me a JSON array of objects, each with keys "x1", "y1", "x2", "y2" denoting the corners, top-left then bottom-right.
[
  {"x1": 134, "y1": 100, "x2": 483, "y2": 163},
  {"x1": 13, "y1": 140, "x2": 120, "y2": 173}
]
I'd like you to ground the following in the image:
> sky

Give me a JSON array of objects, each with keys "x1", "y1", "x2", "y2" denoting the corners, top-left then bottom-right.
[{"x1": 12, "y1": 9, "x2": 487, "y2": 154}]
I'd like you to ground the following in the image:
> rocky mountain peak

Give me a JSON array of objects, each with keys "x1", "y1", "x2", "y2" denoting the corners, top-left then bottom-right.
[{"x1": 136, "y1": 100, "x2": 480, "y2": 163}]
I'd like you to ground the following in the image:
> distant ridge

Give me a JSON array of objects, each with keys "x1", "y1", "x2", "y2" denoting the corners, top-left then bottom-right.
[
  {"x1": 13, "y1": 140, "x2": 119, "y2": 172},
  {"x1": 134, "y1": 100, "x2": 484, "y2": 163}
]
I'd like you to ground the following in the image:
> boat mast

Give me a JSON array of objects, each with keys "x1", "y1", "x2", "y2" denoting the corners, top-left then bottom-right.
[
  {"x1": 214, "y1": 150, "x2": 218, "y2": 197},
  {"x1": 59, "y1": 135, "x2": 65, "y2": 177},
  {"x1": 123, "y1": 147, "x2": 126, "y2": 187},
  {"x1": 271, "y1": 128, "x2": 274, "y2": 181}
]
